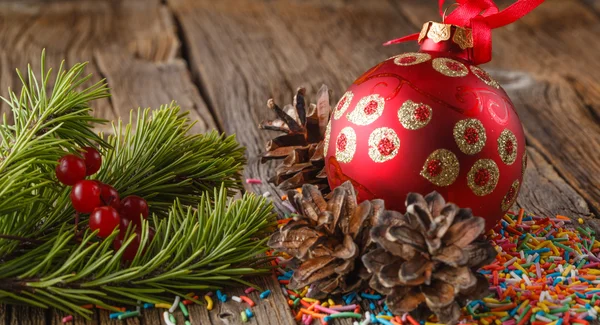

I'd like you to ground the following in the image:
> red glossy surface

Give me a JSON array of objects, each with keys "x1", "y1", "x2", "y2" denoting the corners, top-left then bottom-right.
[
  {"x1": 325, "y1": 45, "x2": 525, "y2": 230},
  {"x1": 89, "y1": 206, "x2": 120, "y2": 238},
  {"x1": 70, "y1": 180, "x2": 102, "y2": 213},
  {"x1": 82, "y1": 147, "x2": 102, "y2": 176},
  {"x1": 99, "y1": 184, "x2": 121, "y2": 209},
  {"x1": 119, "y1": 195, "x2": 149, "y2": 225},
  {"x1": 56, "y1": 155, "x2": 87, "y2": 186}
]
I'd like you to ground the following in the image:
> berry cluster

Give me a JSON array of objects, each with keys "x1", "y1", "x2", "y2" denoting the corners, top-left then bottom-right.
[{"x1": 56, "y1": 147, "x2": 153, "y2": 260}]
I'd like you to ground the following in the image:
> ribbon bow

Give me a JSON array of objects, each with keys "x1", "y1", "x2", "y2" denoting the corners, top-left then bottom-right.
[{"x1": 385, "y1": 0, "x2": 544, "y2": 65}]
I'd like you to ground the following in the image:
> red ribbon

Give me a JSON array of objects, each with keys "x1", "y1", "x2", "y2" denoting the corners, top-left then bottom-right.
[{"x1": 385, "y1": 0, "x2": 544, "y2": 65}]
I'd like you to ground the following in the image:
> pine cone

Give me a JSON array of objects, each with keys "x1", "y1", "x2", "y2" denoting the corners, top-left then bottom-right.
[
  {"x1": 268, "y1": 181, "x2": 384, "y2": 298},
  {"x1": 259, "y1": 85, "x2": 331, "y2": 192},
  {"x1": 362, "y1": 192, "x2": 497, "y2": 325}
]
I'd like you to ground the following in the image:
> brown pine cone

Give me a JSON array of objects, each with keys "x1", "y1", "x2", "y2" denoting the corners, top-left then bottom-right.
[
  {"x1": 362, "y1": 192, "x2": 496, "y2": 324},
  {"x1": 268, "y1": 181, "x2": 384, "y2": 298},
  {"x1": 259, "y1": 85, "x2": 331, "y2": 192}
]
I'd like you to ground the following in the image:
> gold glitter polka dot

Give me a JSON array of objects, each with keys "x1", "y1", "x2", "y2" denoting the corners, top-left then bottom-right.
[
  {"x1": 467, "y1": 159, "x2": 500, "y2": 196},
  {"x1": 470, "y1": 65, "x2": 500, "y2": 89},
  {"x1": 368, "y1": 127, "x2": 400, "y2": 163},
  {"x1": 323, "y1": 120, "x2": 331, "y2": 156},
  {"x1": 432, "y1": 58, "x2": 469, "y2": 78},
  {"x1": 333, "y1": 91, "x2": 354, "y2": 120},
  {"x1": 501, "y1": 180, "x2": 521, "y2": 211},
  {"x1": 393, "y1": 53, "x2": 431, "y2": 66},
  {"x1": 522, "y1": 153, "x2": 527, "y2": 177},
  {"x1": 397, "y1": 100, "x2": 432, "y2": 130},
  {"x1": 420, "y1": 149, "x2": 460, "y2": 187},
  {"x1": 497, "y1": 129, "x2": 518, "y2": 165},
  {"x1": 347, "y1": 94, "x2": 385, "y2": 126},
  {"x1": 335, "y1": 126, "x2": 357, "y2": 163},
  {"x1": 453, "y1": 119, "x2": 487, "y2": 155}
]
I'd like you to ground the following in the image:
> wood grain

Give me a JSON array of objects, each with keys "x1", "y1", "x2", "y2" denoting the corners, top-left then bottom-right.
[
  {"x1": 518, "y1": 147, "x2": 599, "y2": 233},
  {"x1": 0, "y1": 0, "x2": 216, "y2": 133},
  {"x1": 9, "y1": 306, "x2": 47, "y2": 325},
  {"x1": 1, "y1": 0, "x2": 599, "y2": 324}
]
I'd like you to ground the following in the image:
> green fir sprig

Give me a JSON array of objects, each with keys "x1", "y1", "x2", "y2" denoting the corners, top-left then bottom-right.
[
  {"x1": 0, "y1": 52, "x2": 275, "y2": 317},
  {"x1": 97, "y1": 105, "x2": 246, "y2": 214},
  {"x1": 0, "y1": 187, "x2": 275, "y2": 316}
]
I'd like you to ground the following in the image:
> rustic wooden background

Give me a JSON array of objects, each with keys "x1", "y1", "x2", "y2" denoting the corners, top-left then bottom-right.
[{"x1": 0, "y1": 0, "x2": 599, "y2": 324}]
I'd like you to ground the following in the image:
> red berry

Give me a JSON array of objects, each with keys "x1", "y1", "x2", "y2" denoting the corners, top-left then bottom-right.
[
  {"x1": 56, "y1": 155, "x2": 86, "y2": 185},
  {"x1": 120, "y1": 216, "x2": 133, "y2": 232},
  {"x1": 70, "y1": 180, "x2": 102, "y2": 213},
  {"x1": 120, "y1": 196, "x2": 149, "y2": 225},
  {"x1": 99, "y1": 184, "x2": 121, "y2": 209},
  {"x1": 89, "y1": 206, "x2": 120, "y2": 238},
  {"x1": 113, "y1": 228, "x2": 155, "y2": 261},
  {"x1": 82, "y1": 147, "x2": 102, "y2": 176}
]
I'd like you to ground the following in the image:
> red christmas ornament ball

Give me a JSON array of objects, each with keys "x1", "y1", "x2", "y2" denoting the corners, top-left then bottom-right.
[{"x1": 324, "y1": 26, "x2": 525, "y2": 229}]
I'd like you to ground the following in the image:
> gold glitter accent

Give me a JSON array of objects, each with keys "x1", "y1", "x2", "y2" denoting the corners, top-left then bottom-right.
[
  {"x1": 347, "y1": 94, "x2": 386, "y2": 126},
  {"x1": 368, "y1": 127, "x2": 400, "y2": 163},
  {"x1": 333, "y1": 91, "x2": 354, "y2": 120},
  {"x1": 397, "y1": 100, "x2": 432, "y2": 130},
  {"x1": 497, "y1": 129, "x2": 518, "y2": 165},
  {"x1": 393, "y1": 53, "x2": 431, "y2": 66},
  {"x1": 501, "y1": 180, "x2": 521, "y2": 211},
  {"x1": 418, "y1": 22, "x2": 428, "y2": 43},
  {"x1": 335, "y1": 126, "x2": 357, "y2": 163},
  {"x1": 453, "y1": 119, "x2": 487, "y2": 155},
  {"x1": 467, "y1": 159, "x2": 500, "y2": 196},
  {"x1": 323, "y1": 120, "x2": 331, "y2": 156},
  {"x1": 428, "y1": 23, "x2": 451, "y2": 43},
  {"x1": 420, "y1": 149, "x2": 460, "y2": 187},
  {"x1": 470, "y1": 65, "x2": 500, "y2": 89},
  {"x1": 418, "y1": 22, "x2": 474, "y2": 50},
  {"x1": 522, "y1": 153, "x2": 527, "y2": 177},
  {"x1": 432, "y1": 58, "x2": 469, "y2": 78},
  {"x1": 453, "y1": 27, "x2": 473, "y2": 49}
]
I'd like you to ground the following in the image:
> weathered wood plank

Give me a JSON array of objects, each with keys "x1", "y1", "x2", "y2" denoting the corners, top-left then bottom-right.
[
  {"x1": 167, "y1": 0, "x2": 408, "y2": 213},
  {"x1": 393, "y1": 0, "x2": 600, "y2": 214},
  {"x1": 95, "y1": 50, "x2": 214, "y2": 134},
  {"x1": 518, "y1": 147, "x2": 599, "y2": 232},
  {"x1": 9, "y1": 306, "x2": 47, "y2": 325},
  {"x1": 0, "y1": 0, "x2": 216, "y2": 134},
  {"x1": 0, "y1": 305, "x2": 7, "y2": 324}
]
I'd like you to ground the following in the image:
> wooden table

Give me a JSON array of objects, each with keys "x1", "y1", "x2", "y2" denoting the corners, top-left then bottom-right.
[{"x1": 1, "y1": 0, "x2": 599, "y2": 324}]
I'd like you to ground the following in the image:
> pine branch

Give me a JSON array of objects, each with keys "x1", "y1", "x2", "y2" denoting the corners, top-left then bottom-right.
[
  {"x1": 97, "y1": 104, "x2": 246, "y2": 214},
  {"x1": 0, "y1": 52, "x2": 270, "y2": 317},
  {"x1": 0, "y1": 187, "x2": 276, "y2": 317},
  {"x1": 0, "y1": 51, "x2": 109, "y2": 257},
  {"x1": 0, "y1": 53, "x2": 246, "y2": 258},
  {"x1": 0, "y1": 50, "x2": 109, "y2": 215}
]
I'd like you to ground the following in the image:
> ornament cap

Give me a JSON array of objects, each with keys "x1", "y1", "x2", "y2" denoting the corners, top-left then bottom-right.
[{"x1": 418, "y1": 21, "x2": 474, "y2": 62}]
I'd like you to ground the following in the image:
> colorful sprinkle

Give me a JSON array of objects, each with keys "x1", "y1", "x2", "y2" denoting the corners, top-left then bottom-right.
[{"x1": 260, "y1": 290, "x2": 272, "y2": 299}]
